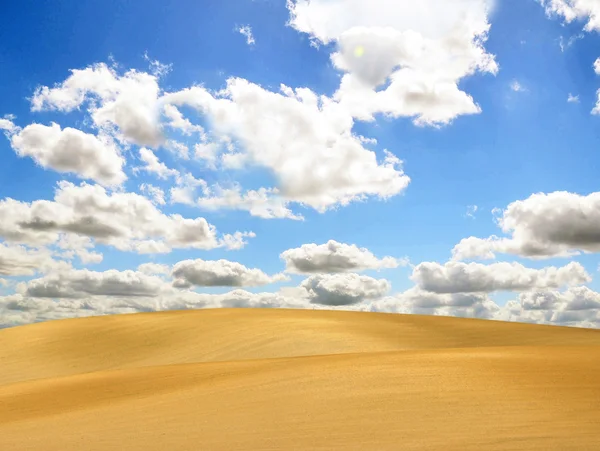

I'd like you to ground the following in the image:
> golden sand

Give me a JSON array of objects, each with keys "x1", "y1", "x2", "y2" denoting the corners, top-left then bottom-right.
[{"x1": 0, "y1": 309, "x2": 599, "y2": 450}]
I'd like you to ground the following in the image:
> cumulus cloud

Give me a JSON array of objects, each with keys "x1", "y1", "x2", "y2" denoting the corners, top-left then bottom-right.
[
  {"x1": 288, "y1": 0, "x2": 498, "y2": 125},
  {"x1": 139, "y1": 183, "x2": 166, "y2": 205},
  {"x1": 134, "y1": 147, "x2": 179, "y2": 180},
  {"x1": 0, "y1": 181, "x2": 252, "y2": 253},
  {"x1": 539, "y1": 0, "x2": 600, "y2": 32},
  {"x1": 300, "y1": 273, "x2": 391, "y2": 305},
  {"x1": 0, "y1": 118, "x2": 19, "y2": 135},
  {"x1": 163, "y1": 104, "x2": 204, "y2": 137},
  {"x1": 31, "y1": 63, "x2": 163, "y2": 147},
  {"x1": 56, "y1": 234, "x2": 103, "y2": 265},
  {"x1": 367, "y1": 288, "x2": 500, "y2": 320},
  {"x1": 10, "y1": 123, "x2": 126, "y2": 186},
  {"x1": 137, "y1": 263, "x2": 171, "y2": 276},
  {"x1": 2, "y1": 269, "x2": 599, "y2": 329},
  {"x1": 568, "y1": 93, "x2": 580, "y2": 103},
  {"x1": 0, "y1": 242, "x2": 69, "y2": 276},
  {"x1": 452, "y1": 191, "x2": 600, "y2": 260},
  {"x1": 23, "y1": 268, "x2": 167, "y2": 299},
  {"x1": 197, "y1": 185, "x2": 304, "y2": 220},
  {"x1": 500, "y1": 286, "x2": 600, "y2": 327},
  {"x1": 169, "y1": 173, "x2": 208, "y2": 206},
  {"x1": 281, "y1": 240, "x2": 406, "y2": 274},
  {"x1": 163, "y1": 79, "x2": 410, "y2": 212},
  {"x1": 171, "y1": 259, "x2": 288, "y2": 288},
  {"x1": 412, "y1": 261, "x2": 591, "y2": 294}
]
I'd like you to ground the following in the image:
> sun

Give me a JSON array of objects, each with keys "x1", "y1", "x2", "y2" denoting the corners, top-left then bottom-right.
[{"x1": 354, "y1": 45, "x2": 365, "y2": 58}]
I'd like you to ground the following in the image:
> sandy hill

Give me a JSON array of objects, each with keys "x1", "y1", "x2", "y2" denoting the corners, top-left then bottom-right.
[{"x1": 0, "y1": 308, "x2": 599, "y2": 450}]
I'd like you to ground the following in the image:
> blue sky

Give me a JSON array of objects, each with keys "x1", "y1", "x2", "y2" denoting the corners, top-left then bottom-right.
[{"x1": 2, "y1": 0, "x2": 600, "y2": 328}]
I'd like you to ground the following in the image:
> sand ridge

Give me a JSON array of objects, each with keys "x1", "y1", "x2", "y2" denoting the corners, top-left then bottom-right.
[{"x1": 1, "y1": 309, "x2": 599, "y2": 450}]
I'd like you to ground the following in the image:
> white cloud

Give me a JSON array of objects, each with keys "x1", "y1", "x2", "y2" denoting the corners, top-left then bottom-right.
[
  {"x1": 197, "y1": 185, "x2": 304, "y2": 220},
  {"x1": 0, "y1": 181, "x2": 253, "y2": 253},
  {"x1": 595, "y1": 57, "x2": 600, "y2": 75},
  {"x1": 163, "y1": 79, "x2": 410, "y2": 212},
  {"x1": 137, "y1": 263, "x2": 171, "y2": 276},
  {"x1": 56, "y1": 234, "x2": 103, "y2": 265},
  {"x1": 163, "y1": 104, "x2": 204, "y2": 137},
  {"x1": 0, "y1": 242, "x2": 69, "y2": 276},
  {"x1": 281, "y1": 240, "x2": 406, "y2": 273},
  {"x1": 287, "y1": 0, "x2": 498, "y2": 125},
  {"x1": 10, "y1": 123, "x2": 126, "y2": 186},
  {"x1": 139, "y1": 183, "x2": 166, "y2": 205},
  {"x1": 411, "y1": 261, "x2": 591, "y2": 294},
  {"x1": 134, "y1": 147, "x2": 179, "y2": 180},
  {"x1": 165, "y1": 140, "x2": 190, "y2": 160},
  {"x1": 300, "y1": 273, "x2": 391, "y2": 305},
  {"x1": 453, "y1": 191, "x2": 600, "y2": 260},
  {"x1": 31, "y1": 63, "x2": 164, "y2": 147},
  {"x1": 23, "y1": 268, "x2": 167, "y2": 299},
  {"x1": 237, "y1": 25, "x2": 256, "y2": 45},
  {"x1": 539, "y1": 0, "x2": 600, "y2": 32},
  {"x1": 2, "y1": 270, "x2": 599, "y2": 329},
  {"x1": 143, "y1": 52, "x2": 172, "y2": 78},
  {"x1": 170, "y1": 173, "x2": 208, "y2": 206},
  {"x1": 568, "y1": 93, "x2": 580, "y2": 103},
  {"x1": 0, "y1": 118, "x2": 19, "y2": 135},
  {"x1": 172, "y1": 259, "x2": 288, "y2": 288},
  {"x1": 500, "y1": 286, "x2": 600, "y2": 327}
]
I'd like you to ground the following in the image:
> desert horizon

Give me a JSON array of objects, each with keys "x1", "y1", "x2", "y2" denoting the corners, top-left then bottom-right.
[{"x1": 1, "y1": 308, "x2": 599, "y2": 450}]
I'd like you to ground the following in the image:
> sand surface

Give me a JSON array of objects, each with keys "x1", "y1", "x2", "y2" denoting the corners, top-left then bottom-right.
[{"x1": 0, "y1": 308, "x2": 599, "y2": 450}]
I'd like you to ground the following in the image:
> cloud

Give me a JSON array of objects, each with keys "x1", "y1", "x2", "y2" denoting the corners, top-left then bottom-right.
[
  {"x1": 0, "y1": 118, "x2": 19, "y2": 135},
  {"x1": 137, "y1": 263, "x2": 171, "y2": 275},
  {"x1": 171, "y1": 259, "x2": 288, "y2": 288},
  {"x1": 2, "y1": 270, "x2": 599, "y2": 329},
  {"x1": 23, "y1": 268, "x2": 167, "y2": 299},
  {"x1": 163, "y1": 104, "x2": 204, "y2": 137},
  {"x1": 300, "y1": 273, "x2": 391, "y2": 305},
  {"x1": 56, "y1": 234, "x2": 103, "y2": 265},
  {"x1": 539, "y1": 0, "x2": 600, "y2": 32},
  {"x1": 368, "y1": 288, "x2": 499, "y2": 320},
  {"x1": 134, "y1": 147, "x2": 179, "y2": 180},
  {"x1": 500, "y1": 286, "x2": 600, "y2": 327},
  {"x1": 31, "y1": 63, "x2": 164, "y2": 147},
  {"x1": 163, "y1": 79, "x2": 410, "y2": 212},
  {"x1": 452, "y1": 191, "x2": 600, "y2": 260},
  {"x1": 568, "y1": 93, "x2": 580, "y2": 103},
  {"x1": 411, "y1": 261, "x2": 591, "y2": 294},
  {"x1": 281, "y1": 240, "x2": 406, "y2": 273},
  {"x1": 287, "y1": 0, "x2": 498, "y2": 125},
  {"x1": 197, "y1": 185, "x2": 304, "y2": 220},
  {"x1": 139, "y1": 184, "x2": 166, "y2": 205},
  {"x1": 0, "y1": 242, "x2": 69, "y2": 276},
  {"x1": 169, "y1": 173, "x2": 208, "y2": 206},
  {"x1": 0, "y1": 181, "x2": 253, "y2": 253},
  {"x1": 10, "y1": 123, "x2": 126, "y2": 186},
  {"x1": 237, "y1": 25, "x2": 256, "y2": 45},
  {"x1": 143, "y1": 52, "x2": 172, "y2": 78}
]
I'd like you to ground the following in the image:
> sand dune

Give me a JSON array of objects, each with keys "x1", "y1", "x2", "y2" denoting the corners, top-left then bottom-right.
[{"x1": 1, "y1": 309, "x2": 599, "y2": 450}]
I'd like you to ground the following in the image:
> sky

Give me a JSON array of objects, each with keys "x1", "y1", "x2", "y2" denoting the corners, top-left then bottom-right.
[{"x1": 2, "y1": 0, "x2": 600, "y2": 328}]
